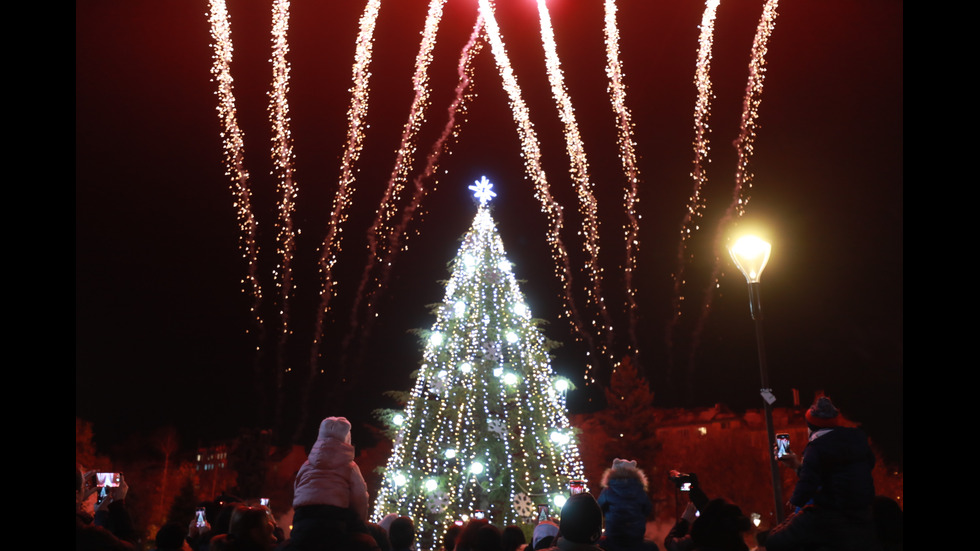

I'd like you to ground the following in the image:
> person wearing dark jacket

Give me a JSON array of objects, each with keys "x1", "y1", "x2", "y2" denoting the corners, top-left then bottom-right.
[
  {"x1": 597, "y1": 459, "x2": 657, "y2": 551},
  {"x1": 766, "y1": 396, "x2": 879, "y2": 551},
  {"x1": 663, "y1": 473, "x2": 745, "y2": 551}
]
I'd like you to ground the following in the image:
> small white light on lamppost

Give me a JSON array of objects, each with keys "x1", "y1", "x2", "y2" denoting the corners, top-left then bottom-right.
[{"x1": 729, "y1": 234, "x2": 785, "y2": 524}]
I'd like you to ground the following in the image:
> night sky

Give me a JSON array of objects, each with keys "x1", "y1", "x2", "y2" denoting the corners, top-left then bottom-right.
[{"x1": 76, "y1": 1, "x2": 903, "y2": 466}]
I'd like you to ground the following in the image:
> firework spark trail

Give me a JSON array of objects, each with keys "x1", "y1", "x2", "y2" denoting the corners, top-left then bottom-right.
[
  {"x1": 207, "y1": 0, "x2": 267, "y2": 409},
  {"x1": 478, "y1": 0, "x2": 600, "y2": 382},
  {"x1": 344, "y1": 14, "x2": 486, "y2": 367},
  {"x1": 298, "y1": 0, "x2": 382, "y2": 439},
  {"x1": 343, "y1": 0, "x2": 448, "y2": 361},
  {"x1": 536, "y1": 0, "x2": 615, "y2": 362},
  {"x1": 688, "y1": 0, "x2": 781, "y2": 370},
  {"x1": 603, "y1": 0, "x2": 642, "y2": 355},
  {"x1": 665, "y1": 0, "x2": 720, "y2": 371},
  {"x1": 269, "y1": 0, "x2": 298, "y2": 426}
]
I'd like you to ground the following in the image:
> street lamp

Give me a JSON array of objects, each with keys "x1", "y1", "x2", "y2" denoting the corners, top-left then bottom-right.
[{"x1": 728, "y1": 235, "x2": 785, "y2": 524}]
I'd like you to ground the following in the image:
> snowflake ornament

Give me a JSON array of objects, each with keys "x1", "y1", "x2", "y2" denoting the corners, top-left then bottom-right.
[
  {"x1": 469, "y1": 176, "x2": 497, "y2": 206},
  {"x1": 480, "y1": 339, "x2": 503, "y2": 364},
  {"x1": 427, "y1": 490, "x2": 450, "y2": 513},
  {"x1": 487, "y1": 418, "x2": 508, "y2": 439},
  {"x1": 513, "y1": 492, "x2": 535, "y2": 519},
  {"x1": 428, "y1": 376, "x2": 447, "y2": 396}
]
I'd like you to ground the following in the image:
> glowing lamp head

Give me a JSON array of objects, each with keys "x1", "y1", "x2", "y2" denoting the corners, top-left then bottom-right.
[
  {"x1": 553, "y1": 494, "x2": 567, "y2": 509},
  {"x1": 392, "y1": 413, "x2": 405, "y2": 426},
  {"x1": 469, "y1": 461, "x2": 484, "y2": 475},
  {"x1": 393, "y1": 472, "x2": 407, "y2": 487},
  {"x1": 445, "y1": 448, "x2": 457, "y2": 459},
  {"x1": 729, "y1": 235, "x2": 771, "y2": 284},
  {"x1": 425, "y1": 479, "x2": 438, "y2": 492},
  {"x1": 554, "y1": 378, "x2": 569, "y2": 392},
  {"x1": 503, "y1": 372, "x2": 518, "y2": 386},
  {"x1": 506, "y1": 331, "x2": 519, "y2": 344},
  {"x1": 429, "y1": 332, "x2": 443, "y2": 346}
]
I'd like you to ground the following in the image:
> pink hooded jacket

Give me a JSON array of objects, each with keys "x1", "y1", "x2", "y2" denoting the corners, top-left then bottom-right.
[{"x1": 291, "y1": 417, "x2": 369, "y2": 521}]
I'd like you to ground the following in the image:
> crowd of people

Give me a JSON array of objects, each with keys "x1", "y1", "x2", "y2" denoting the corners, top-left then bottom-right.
[{"x1": 77, "y1": 398, "x2": 902, "y2": 551}]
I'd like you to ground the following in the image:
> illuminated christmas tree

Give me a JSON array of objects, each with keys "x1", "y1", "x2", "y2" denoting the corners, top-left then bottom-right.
[{"x1": 372, "y1": 177, "x2": 586, "y2": 547}]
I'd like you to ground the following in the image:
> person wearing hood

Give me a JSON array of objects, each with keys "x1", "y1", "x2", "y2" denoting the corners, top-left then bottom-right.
[
  {"x1": 597, "y1": 459, "x2": 657, "y2": 551},
  {"x1": 286, "y1": 416, "x2": 370, "y2": 550}
]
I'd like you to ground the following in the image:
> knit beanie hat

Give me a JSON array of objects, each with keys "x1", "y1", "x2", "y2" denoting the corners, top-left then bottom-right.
[
  {"x1": 805, "y1": 396, "x2": 840, "y2": 429},
  {"x1": 558, "y1": 493, "x2": 603, "y2": 544},
  {"x1": 532, "y1": 520, "x2": 559, "y2": 547},
  {"x1": 318, "y1": 416, "x2": 352, "y2": 443}
]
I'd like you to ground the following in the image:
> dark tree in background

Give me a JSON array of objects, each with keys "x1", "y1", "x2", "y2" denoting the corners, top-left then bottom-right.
[
  {"x1": 230, "y1": 428, "x2": 273, "y2": 500},
  {"x1": 580, "y1": 356, "x2": 663, "y2": 500}
]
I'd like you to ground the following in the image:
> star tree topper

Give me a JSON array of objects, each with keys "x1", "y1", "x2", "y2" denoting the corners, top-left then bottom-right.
[{"x1": 469, "y1": 175, "x2": 497, "y2": 206}]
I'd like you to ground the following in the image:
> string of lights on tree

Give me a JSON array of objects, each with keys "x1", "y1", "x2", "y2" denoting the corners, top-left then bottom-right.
[{"x1": 372, "y1": 177, "x2": 586, "y2": 548}]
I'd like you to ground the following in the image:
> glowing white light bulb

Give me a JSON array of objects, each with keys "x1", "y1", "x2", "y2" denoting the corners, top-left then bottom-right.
[
  {"x1": 393, "y1": 472, "x2": 407, "y2": 486},
  {"x1": 554, "y1": 378, "x2": 569, "y2": 392},
  {"x1": 498, "y1": 259, "x2": 511, "y2": 272},
  {"x1": 463, "y1": 254, "x2": 476, "y2": 273},
  {"x1": 550, "y1": 431, "x2": 569, "y2": 445},
  {"x1": 553, "y1": 494, "x2": 566, "y2": 509},
  {"x1": 506, "y1": 331, "x2": 518, "y2": 344},
  {"x1": 430, "y1": 332, "x2": 443, "y2": 346},
  {"x1": 445, "y1": 448, "x2": 457, "y2": 459},
  {"x1": 514, "y1": 303, "x2": 527, "y2": 317},
  {"x1": 459, "y1": 362, "x2": 472, "y2": 373},
  {"x1": 503, "y1": 372, "x2": 518, "y2": 386},
  {"x1": 454, "y1": 301, "x2": 466, "y2": 317},
  {"x1": 425, "y1": 479, "x2": 438, "y2": 492},
  {"x1": 392, "y1": 413, "x2": 405, "y2": 426},
  {"x1": 469, "y1": 461, "x2": 484, "y2": 475}
]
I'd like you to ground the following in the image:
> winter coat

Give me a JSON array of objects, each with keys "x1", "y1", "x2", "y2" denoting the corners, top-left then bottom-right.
[
  {"x1": 292, "y1": 417, "x2": 370, "y2": 522},
  {"x1": 788, "y1": 426, "x2": 875, "y2": 511},
  {"x1": 597, "y1": 460, "x2": 652, "y2": 548},
  {"x1": 765, "y1": 427, "x2": 879, "y2": 551}
]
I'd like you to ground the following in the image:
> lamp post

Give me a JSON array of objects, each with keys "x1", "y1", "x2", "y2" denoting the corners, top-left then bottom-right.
[{"x1": 728, "y1": 235, "x2": 785, "y2": 524}]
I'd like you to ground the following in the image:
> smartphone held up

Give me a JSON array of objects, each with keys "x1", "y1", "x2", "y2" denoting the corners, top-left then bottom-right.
[
  {"x1": 96, "y1": 472, "x2": 122, "y2": 488},
  {"x1": 776, "y1": 433, "x2": 791, "y2": 459},
  {"x1": 669, "y1": 470, "x2": 695, "y2": 492}
]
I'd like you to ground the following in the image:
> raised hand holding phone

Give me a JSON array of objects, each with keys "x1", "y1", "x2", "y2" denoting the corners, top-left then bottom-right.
[
  {"x1": 776, "y1": 434, "x2": 791, "y2": 459},
  {"x1": 775, "y1": 437, "x2": 802, "y2": 471}
]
